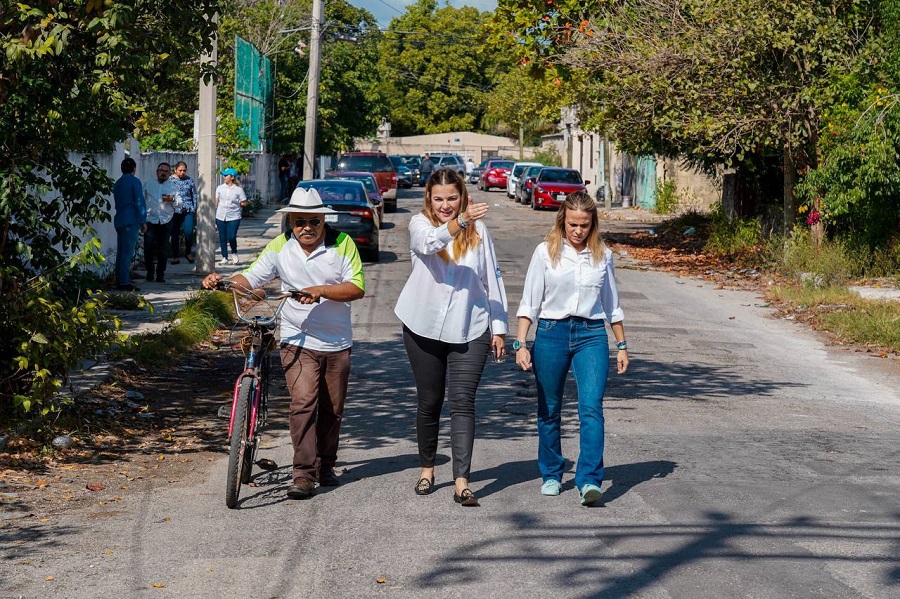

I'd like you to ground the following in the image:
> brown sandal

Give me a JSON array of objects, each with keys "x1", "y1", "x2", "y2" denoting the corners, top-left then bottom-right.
[{"x1": 414, "y1": 477, "x2": 434, "y2": 495}]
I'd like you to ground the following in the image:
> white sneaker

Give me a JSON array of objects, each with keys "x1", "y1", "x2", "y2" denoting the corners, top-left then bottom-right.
[
  {"x1": 229, "y1": 254, "x2": 239, "y2": 265},
  {"x1": 217, "y1": 257, "x2": 230, "y2": 266}
]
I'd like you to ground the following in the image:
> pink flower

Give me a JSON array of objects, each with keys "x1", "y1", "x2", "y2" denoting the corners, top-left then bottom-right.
[{"x1": 806, "y1": 209, "x2": 821, "y2": 226}]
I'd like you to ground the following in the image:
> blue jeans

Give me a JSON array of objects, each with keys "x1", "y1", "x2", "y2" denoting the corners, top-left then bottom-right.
[
  {"x1": 170, "y1": 212, "x2": 195, "y2": 258},
  {"x1": 115, "y1": 224, "x2": 140, "y2": 286},
  {"x1": 216, "y1": 218, "x2": 241, "y2": 259},
  {"x1": 532, "y1": 317, "x2": 609, "y2": 490}
]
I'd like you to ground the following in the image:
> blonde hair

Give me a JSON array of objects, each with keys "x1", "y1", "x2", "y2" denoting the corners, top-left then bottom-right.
[
  {"x1": 545, "y1": 189, "x2": 606, "y2": 266},
  {"x1": 422, "y1": 168, "x2": 480, "y2": 262}
]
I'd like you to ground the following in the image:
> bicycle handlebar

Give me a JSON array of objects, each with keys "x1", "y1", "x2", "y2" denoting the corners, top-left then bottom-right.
[{"x1": 214, "y1": 279, "x2": 305, "y2": 327}]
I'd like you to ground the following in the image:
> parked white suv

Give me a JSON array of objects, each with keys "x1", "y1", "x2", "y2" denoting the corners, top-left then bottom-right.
[
  {"x1": 507, "y1": 161, "x2": 544, "y2": 198},
  {"x1": 427, "y1": 153, "x2": 466, "y2": 178}
]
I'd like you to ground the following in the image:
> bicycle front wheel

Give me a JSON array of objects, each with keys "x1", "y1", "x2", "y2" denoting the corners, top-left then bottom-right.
[{"x1": 225, "y1": 377, "x2": 253, "y2": 509}]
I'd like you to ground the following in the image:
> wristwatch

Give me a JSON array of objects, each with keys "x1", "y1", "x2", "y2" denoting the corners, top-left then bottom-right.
[{"x1": 513, "y1": 340, "x2": 526, "y2": 351}]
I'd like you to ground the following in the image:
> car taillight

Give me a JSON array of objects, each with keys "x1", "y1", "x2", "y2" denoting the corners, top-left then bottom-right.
[
  {"x1": 525, "y1": 181, "x2": 533, "y2": 190},
  {"x1": 391, "y1": 173, "x2": 397, "y2": 185},
  {"x1": 349, "y1": 209, "x2": 373, "y2": 219}
]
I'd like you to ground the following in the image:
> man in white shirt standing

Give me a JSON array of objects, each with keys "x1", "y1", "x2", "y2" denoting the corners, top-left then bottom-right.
[{"x1": 143, "y1": 162, "x2": 179, "y2": 283}]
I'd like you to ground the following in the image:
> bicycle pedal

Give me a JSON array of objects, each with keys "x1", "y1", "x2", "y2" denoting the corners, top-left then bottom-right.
[
  {"x1": 217, "y1": 404, "x2": 231, "y2": 419},
  {"x1": 256, "y1": 458, "x2": 277, "y2": 471}
]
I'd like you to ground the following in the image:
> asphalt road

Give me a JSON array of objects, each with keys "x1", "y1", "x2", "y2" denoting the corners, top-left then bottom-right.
[{"x1": 3, "y1": 185, "x2": 899, "y2": 598}]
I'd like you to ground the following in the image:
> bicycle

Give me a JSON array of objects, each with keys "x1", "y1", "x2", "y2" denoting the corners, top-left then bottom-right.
[{"x1": 213, "y1": 279, "x2": 307, "y2": 508}]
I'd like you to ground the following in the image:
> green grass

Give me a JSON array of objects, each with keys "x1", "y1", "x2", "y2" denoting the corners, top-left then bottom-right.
[
  {"x1": 114, "y1": 291, "x2": 234, "y2": 366},
  {"x1": 768, "y1": 285, "x2": 900, "y2": 351}
]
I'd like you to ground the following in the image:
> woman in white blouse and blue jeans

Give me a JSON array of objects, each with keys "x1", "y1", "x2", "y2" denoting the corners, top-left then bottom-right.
[
  {"x1": 395, "y1": 168, "x2": 508, "y2": 507},
  {"x1": 514, "y1": 190, "x2": 629, "y2": 506}
]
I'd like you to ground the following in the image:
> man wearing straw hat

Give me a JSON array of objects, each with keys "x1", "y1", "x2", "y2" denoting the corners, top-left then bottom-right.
[{"x1": 203, "y1": 187, "x2": 366, "y2": 499}]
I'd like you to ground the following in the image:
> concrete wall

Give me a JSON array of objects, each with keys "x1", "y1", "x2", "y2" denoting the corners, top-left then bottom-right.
[{"x1": 64, "y1": 141, "x2": 279, "y2": 276}]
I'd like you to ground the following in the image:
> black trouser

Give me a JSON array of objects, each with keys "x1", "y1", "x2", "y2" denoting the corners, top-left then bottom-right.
[
  {"x1": 402, "y1": 325, "x2": 491, "y2": 480},
  {"x1": 144, "y1": 221, "x2": 172, "y2": 279}
]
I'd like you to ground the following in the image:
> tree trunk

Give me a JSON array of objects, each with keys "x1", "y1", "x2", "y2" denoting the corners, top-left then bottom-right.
[
  {"x1": 518, "y1": 124, "x2": 524, "y2": 160},
  {"x1": 783, "y1": 146, "x2": 797, "y2": 236}
]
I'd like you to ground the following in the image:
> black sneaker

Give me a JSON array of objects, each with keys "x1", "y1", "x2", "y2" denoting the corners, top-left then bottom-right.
[
  {"x1": 146, "y1": 273, "x2": 154, "y2": 282},
  {"x1": 286, "y1": 478, "x2": 316, "y2": 499},
  {"x1": 156, "y1": 277, "x2": 166, "y2": 284},
  {"x1": 319, "y1": 469, "x2": 340, "y2": 487}
]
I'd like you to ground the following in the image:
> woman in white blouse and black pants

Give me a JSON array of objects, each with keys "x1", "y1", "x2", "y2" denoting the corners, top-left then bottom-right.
[
  {"x1": 514, "y1": 190, "x2": 629, "y2": 506},
  {"x1": 395, "y1": 168, "x2": 508, "y2": 507}
]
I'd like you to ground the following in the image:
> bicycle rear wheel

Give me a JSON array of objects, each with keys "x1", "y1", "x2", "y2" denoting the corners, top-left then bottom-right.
[{"x1": 225, "y1": 377, "x2": 253, "y2": 509}]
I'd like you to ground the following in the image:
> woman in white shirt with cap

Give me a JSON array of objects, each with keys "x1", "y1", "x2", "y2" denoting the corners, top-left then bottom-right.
[
  {"x1": 514, "y1": 190, "x2": 629, "y2": 507},
  {"x1": 394, "y1": 168, "x2": 508, "y2": 507}
]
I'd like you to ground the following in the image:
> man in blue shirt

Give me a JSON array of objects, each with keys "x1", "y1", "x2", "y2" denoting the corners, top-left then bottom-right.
[{"x1": 113, "y1": 157, "x2": 146, "y2": 291}]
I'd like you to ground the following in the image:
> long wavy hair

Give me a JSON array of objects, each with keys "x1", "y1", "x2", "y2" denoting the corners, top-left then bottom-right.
[
  {"x1": 545, "y1": 189, "x2": 606, "y2": 266},
  {"x1": 422, "y1": 168, "x2": 480, "y2": 262}
]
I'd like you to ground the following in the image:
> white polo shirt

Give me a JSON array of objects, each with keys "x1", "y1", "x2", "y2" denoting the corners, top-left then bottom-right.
[{"x1": 242, "y1": 228, "x2": 365, "y2": 352}]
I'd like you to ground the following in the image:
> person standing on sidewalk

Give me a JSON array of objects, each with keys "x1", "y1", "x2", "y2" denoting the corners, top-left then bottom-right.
[
  {"x1": 215, "y1": 167, "x2": 247, "y2": 266},
  {"x1": 394, "y1": 168, "x2": 508, "y2": 507},
  {"x1": 202, "y1": 187, "x2": 366, "y2": 499},
  {"x1": 112, "y1": 157, "x2": 146, "y2": 291},
  {"x1": 143, "y1": 162, "x2": 179, "y2": 284},
  {"x1": 169, "y1": 161, "x2": 198, "y2": 264},
  {"x1": 514, "y1": 190, "x2": 629, "y2": 506},
  {"x1": 420, "y1": 153, "x2": 434, "y2": 185}
]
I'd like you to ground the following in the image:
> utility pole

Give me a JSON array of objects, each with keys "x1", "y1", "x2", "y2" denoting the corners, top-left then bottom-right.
[
  {"x1": 196, "y1": 16, "x2": 218, "y2": 274},
  {"x1": 302, "y1": 0, "x2": 324, "y2": 181}
]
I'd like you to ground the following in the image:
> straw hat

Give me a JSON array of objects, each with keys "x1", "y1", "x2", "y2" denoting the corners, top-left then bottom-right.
[{"x1": 277, "y1": 187, "x2": 335, "y2": 214}]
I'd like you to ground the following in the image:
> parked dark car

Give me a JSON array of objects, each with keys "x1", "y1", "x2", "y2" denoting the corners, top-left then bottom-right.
[
  {"x1": 292, "y1": 179, "x2": 380, "y2": 261},
  {"x1": 468, "y1": 158, "x2": 489, "y2": 184},
  {"x1": 530, "y1": 167, "x2": 587, "y2": 210},
  {"x1": 389, "y1": 155, "x2": 417, "y2": 188},
  {"x1": 478, "y1": 159, "x2": 514, "y2": 191},
  {"x1": 324, "y1": 171, "x2": 384, "y2": 221},
  {"x1": 515, "y1": 165, "x2": 544, "y2": 204},
  {"x1": 334, "y1": 151, "x2": 397, "y2": 208}
]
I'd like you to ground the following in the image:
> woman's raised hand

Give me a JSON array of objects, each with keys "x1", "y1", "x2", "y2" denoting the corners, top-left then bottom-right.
[{"x1": 463, "y1": 202, "x2": 489, "y2": 223}]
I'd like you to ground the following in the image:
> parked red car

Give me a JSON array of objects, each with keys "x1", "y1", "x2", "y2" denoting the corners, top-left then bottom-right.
[
  {"x1": 334, "y1": 151, "x2": 397, "y2": 212},
  {"x1": 530, "y1": 168, "x2": 587, "y2": 210},
  {"x1": 477, "y1": 159, "x2": 514, "y2": 192}
]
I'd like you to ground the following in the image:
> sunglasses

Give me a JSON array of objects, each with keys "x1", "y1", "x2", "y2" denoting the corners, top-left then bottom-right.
[{"x1": 291, "y1": 218, "x2": 322, "y2": 227}]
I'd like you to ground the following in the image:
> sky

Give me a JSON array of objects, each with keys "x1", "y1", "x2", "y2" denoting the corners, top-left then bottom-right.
[{"x1": 348, "y1": 1, "x2": 498, "y2": 28}]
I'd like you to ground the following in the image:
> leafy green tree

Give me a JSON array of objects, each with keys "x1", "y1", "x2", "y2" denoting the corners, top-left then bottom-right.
[
  {"x1": 491, "y1": 0, "x2": 875, "y2": 232},
  {"x1": 216, "y1": 0, "x2": 384, "y2": 155},
  {"x1": 797, "y1": 0, "x2": 900, "y2": 252},
  {"x1": 484, "y1": 68, "x2": 567, "y2": 154},
  {"x1": 0, "y1": 1, "x2": 219, "y2": 416},
  {"x1": 377, "y1": 0, "x2": 498, "y2": 136}
]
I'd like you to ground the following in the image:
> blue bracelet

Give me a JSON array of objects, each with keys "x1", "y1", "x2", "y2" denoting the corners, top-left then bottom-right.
[{"x1": 616, "y1": 340, "x2": 628, "y2": 351}]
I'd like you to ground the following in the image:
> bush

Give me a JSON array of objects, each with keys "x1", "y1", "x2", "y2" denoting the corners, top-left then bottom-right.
[
  {"x1": 531, "y1": 145, "x2": 562, "y2": 167},
  {"x1": 779, "y1": 228, "x2": 858, "y2": 286},
  {"x1": 0, "y1": 244, "x2": 124, "y2": 417},
  {"x1": 703, "y1": 203, "x2": 762, "y2": 257},
  {"x1": 654, "y1": 179, "x2": 679, "y2": 214}
]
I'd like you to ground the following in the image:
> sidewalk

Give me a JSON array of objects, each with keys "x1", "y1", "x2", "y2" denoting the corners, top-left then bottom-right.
[
  {"x1": 66, "y1": 205, "x2": 284, "y2": 398},
  {"x1": 114, "y1": 204, "x2": 285, "y2": 336}
]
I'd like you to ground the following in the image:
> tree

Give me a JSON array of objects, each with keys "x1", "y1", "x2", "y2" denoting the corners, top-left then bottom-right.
[
  {"x1": 797, "y1": 0, "x2": 900, "y2": 252},
  {"x1": 484, "y1": 68, "x2": 567, "y2": 154},
  {"x1": 491, "y1": 0, "x2": 875, "y2": 232},
  {"x1": 377, "y1": 0, "x2": 498, "y2": 136},
  {"x1": 0, "y1": 1, "x2": 219, "y2": 415}
]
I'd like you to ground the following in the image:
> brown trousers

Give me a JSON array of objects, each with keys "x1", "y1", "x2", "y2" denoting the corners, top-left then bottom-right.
[{"x1": 280, "y1": 344, "x2": 351, "y2": 483}]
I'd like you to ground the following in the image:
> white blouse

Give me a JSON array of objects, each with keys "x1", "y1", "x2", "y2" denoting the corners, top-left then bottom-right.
[
  {"x1": 215, "y1": 183, "x2": 246, "y2": 221},
  {"x1": 516, "y1": 241, "x2": 624, "y2": 323},
  {"x1": 395, "y1": 214, "x2": 509, "y2": 343}
]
